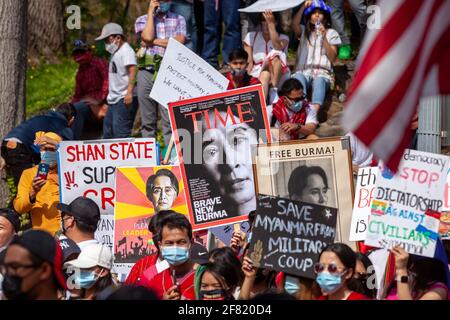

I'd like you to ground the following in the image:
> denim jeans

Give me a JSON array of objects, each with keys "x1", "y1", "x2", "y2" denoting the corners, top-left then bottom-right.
[
  {"x1": 328, "y1": 0, "x2": 368, "y2": 45},
  {"x1": 171, "y1": 0, "x2": 198, "y2": 53},
  {"x1": 71, "y1": 101, "x2": 92, "y2": 140},
  {"x1": 103, "y1": 98, "x2": 138, "y2": 139},
  {"x1": 201, "y1": 0, "x2": 242, "y2": 68},
  {"x1": 292, "y1": 73, "x2": 330, "y2": 107}
]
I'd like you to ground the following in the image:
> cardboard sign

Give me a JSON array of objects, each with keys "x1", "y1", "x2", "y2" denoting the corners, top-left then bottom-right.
[
  {"x1": 365, "y1": 150, "x2": 449, "y2": 257},
  {"x1": 249, "y1": 194, "x2": 337, "y2": 279},
  {"x1": 169, "y1": 85, "x2": 272, "y2": 231},
  {"x1": 58, "y1": 139, "x2": 158, "y2": 251},
  {"x1": 239, "y1": 0, "x2": 305, "y2": 12},
  {"x1": 349, "y1": 167, "x2": 378, "y2": 241},
  {"x1": 113, "y1": 166, "x2": 188, "y2": 275},
  {"x1": 150, "y1": 38, "x2": 229, "y2": 108},
  {"x1": 253, "y1": 138, "x2": 355, "y2": 249}
]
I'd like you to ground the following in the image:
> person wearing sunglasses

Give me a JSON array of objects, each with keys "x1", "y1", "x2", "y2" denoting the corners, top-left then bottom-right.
[
  {"x1": 315, "y1": 243, "x2": 371, "y2": 300},
  {"x1": 348, "y1": 252, "x2": 377, "y2": 299},
  {"x1": 271, "y1": 78, "x2": 318, "y2": 141}
]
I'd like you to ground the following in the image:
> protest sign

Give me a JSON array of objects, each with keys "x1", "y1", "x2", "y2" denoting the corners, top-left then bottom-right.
[
  {"x1": 239, "y1": 0, "x2": 305, "y2": 13},
  {"x1": 113, "y1": 166, "x2": 188, "y2": 275},
  {"x1": 253, "y1": 138, "x2": 355, "y2": 248},
  {"x1": 58, "y1": 139, "x2": 158, "y2": 251},
  {"x1": 169, "y1": 85, "x2": 272, "y2": 231},
  {"x1": 349, "y1": 167, "x2": 378, "y2": 241},
  {"x1": 443, "y1": 168, "x2": 450, "y2": 211},
  {"x1": 249, "y1": 194, "x2": 337, "y2": 279},
  {"x1": 150, "y1": 38, "x2": 229, "y2": 108},
  {"x1": 365, "y1": 150, "x2": 449, "y2": 257}
]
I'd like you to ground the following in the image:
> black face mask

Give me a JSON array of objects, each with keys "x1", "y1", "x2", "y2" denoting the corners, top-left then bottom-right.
[
  {"x1": 2, "y1": 274, "x2": 29, "y2": 300},
  {"x1": 199, "y1": 288, "x2": 233, "y2": 300}
]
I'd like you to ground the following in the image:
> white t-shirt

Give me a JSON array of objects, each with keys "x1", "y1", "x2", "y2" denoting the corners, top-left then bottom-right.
[
  {"x1": 244, "y1": 31, "x2": 290, "y2": 77},
  {"x1": 107, "y1": 42, "x2": 137, "y2": 105},
  {"x1": 296, "y1": 27, "x2": 341, "y2": 81}
]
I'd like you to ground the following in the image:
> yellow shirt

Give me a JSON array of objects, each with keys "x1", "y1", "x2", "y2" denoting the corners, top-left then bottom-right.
[{"x1": 14, "y1": 166, "x2": 61, "y2": 235}]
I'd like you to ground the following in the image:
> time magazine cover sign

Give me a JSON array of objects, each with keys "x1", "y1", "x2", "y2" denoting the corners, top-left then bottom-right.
[{"x1": 168, "y1": 85, "x2": 272, "y2": 230}]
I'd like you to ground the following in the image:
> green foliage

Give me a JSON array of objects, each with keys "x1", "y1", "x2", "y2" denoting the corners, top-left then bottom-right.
[{"x1": 26, "y1": 58, "x2": 78, "y2": 117}]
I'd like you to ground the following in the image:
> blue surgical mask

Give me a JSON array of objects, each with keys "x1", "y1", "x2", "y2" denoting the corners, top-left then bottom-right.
[
  {"x1": 161, "y1": 246, "x2": 190, "y2": 266},
  {"x1": 316, "y1": 272, "x2": 344, "y2": 294},
  {"x1": 231, "y1": 68, "x2": 246, "y2": 78},
  {"x1": 288, "y1": 101, "x2": 303, "y2": 113},
  {"x1": 158, "y1": 2, "x2": 171, "y2": 13},
  {"x1": 41, "y1": 151, "x2": 57, "y2": 167},
  {"x1": 284, "y1": 275, "x2": 300, "y2": 296},
  {"x1": 105, "y1": 42, "x2": 119, "y2": 55},
  {"x1": 74, "y1": 270, "x2": 100, "y2": 289}
]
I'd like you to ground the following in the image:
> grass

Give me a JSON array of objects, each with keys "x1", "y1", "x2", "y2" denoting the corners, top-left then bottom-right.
[{"x1": 26, "y1": 57, "x2": 78, "y2": 118}]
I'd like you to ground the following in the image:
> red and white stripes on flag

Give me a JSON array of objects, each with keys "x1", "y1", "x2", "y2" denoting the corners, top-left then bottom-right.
[{"x1": 342, "y1": 0, "x2": 450, "y2": 171}]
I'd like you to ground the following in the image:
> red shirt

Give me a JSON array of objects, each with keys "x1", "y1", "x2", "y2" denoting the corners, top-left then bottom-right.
[
  {"x1": 226, "y1": 72, "x2": 260, "y2": 90},
  {"x1": 317, "y1": 291, "x2": 371, "y2": 300},
  {"x1": 72, "y1": 57, "x2": 109, "y2": 103},
  {"x1": 125, "y1": 254, "x2": 159, "y2": 285},
  {"x1": 140, "y1": 268, "x2": 196, "y2": 300}
]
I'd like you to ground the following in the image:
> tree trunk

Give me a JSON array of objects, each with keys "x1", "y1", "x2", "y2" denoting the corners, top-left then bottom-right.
[
  {"x1": 0, "y1": 0, "x2": 28, "y2": 206},
  {"x1": 27, "y1": 0, "x2": 64, "y2": 64}
]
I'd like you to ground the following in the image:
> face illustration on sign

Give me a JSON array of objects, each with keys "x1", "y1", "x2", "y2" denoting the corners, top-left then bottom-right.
[
  {"x1": 201, "y1": 110, "x2": 258, "y2": 216},
  {"x1": 146, "y1": 170, "x2": 179, "y2": 213},
  {"x1": 289, "y1": 165, "x2": 330, "y2": 206}
]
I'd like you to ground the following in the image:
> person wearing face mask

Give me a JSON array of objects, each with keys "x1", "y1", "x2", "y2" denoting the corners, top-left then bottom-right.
[
  {"x1": 135, "y1": 0, "x2": 187, "y2": 147},
  {"x1": 71, "y1": 39, "x2": 109, "y2": 140},
  {"x1": 225, "y1": 49, "x2": 260, "y2": 91},
  {"x1": 1, "y1": 230, "x2": 67, "y2": 300},
  {"x1": 13, "y1": 132, "x2": 63, "y2": 235},
  {"x1": 95, "y1": 23, "x2": 138, "y2": 139},
  {"x1": 278, "y1": 273, "x2": 321, "y2": 300},
  {"x1": 243, "y1": 10, "x2": 290, "y2": 102},
  {"x1": 64, "y1": 243, "x2": 116, "y2": 300},
  {"x1": 271, "y1": 78, "x2": 319, "y2": 141},
  {"x1": 1, "y1": 104, "x2": 75, "y2": 204},
  {"x1": 57, "y1": 196, "x2": 101, "y2": 251},
  {"x1": 138, "y1": 212, "x2": 196, "y2": 300},
  {"x1": 195, "y1": 262, "x2": 238, "y2": 300},
  {"x1": 315, "y1": 243, "x2": 371, "y2": 300}
]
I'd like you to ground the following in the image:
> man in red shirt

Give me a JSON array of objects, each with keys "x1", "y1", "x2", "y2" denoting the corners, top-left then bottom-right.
[
  {"x1": 226, "y1": 48, "x2": 260, "y2": 91},
  {"x1": 71, "y1": 40, "x2": 109, "y2": 139},
  {"x1": 138, "y1": 212, "x2": 196, "y2": 300}
]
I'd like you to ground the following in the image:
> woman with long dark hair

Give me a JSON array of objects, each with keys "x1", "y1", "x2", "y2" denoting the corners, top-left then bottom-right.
[{"x1": 385, "y1": 246, "x2": 448, "y2": 300}]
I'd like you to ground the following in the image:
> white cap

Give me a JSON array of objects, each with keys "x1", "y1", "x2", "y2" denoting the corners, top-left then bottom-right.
[
  {"x1": 65, "y1": 244, "x2": 112, "y2": 270},
  {"x1": 95, "y1": 23, "x2": 124, "y2": 41}
]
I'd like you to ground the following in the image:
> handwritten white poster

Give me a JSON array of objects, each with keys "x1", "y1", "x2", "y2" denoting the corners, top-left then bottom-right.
[
  {"x1": 150, "y1": 38, "x2": 229, "y2": 108},
  {"x1": 239, "y1": 0, "x2": 305, "y2": 13}
]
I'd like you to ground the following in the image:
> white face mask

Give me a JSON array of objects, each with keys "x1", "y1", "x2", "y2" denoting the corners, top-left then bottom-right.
[{"x1": 105, "y1": 41, "x2": 119, "y2": 55}]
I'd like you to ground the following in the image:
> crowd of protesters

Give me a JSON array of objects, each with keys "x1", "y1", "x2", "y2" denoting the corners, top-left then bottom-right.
[{"x1": 0, "y1": 0, "x2": 448, "y2": 301}]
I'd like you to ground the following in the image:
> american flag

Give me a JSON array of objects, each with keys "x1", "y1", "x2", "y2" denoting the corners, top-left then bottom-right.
[{"x1": 342, "y1": 0, "x2": 450, "y2": 171}]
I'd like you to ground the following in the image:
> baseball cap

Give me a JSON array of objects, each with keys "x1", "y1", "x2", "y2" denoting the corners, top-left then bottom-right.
[
  {"x1": 190, "y1": 243, "x2": 209, "y2": 265},
  {"x1": 0, "y1": 208, "x2": 21, "y2": 233},
  {"x1": 72, "y1": 39, "x2": 89, "y2": 54},
  {"x1": 59, "y1": 237, "x2": 81, "y2": 263},
  {"x1": 65, "y1": 244, "x2": 112, "y2": 270},
  {"x1": 95, "y1": 23, "x2": 124, "y2": 41},
  {"x1": 57, "y1": 197, "x2": 101, "y2": 227},
  {"x1": 10, "y1": 230, "x2": 67, "y2": 290}
]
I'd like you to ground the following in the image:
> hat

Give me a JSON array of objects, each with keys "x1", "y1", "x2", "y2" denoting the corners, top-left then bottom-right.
[
  {"x1": 95, "y1": 23, "x2": 124, "y2": 41},
  {"x1": 190, "y1": 243, "x2": 209, "y2": 265},
  {"x1": 11, "y1": 230, "x2": 67, "y2": 290},
  {"x1": 57, "y1": 196, "x2": 101, "y2": 227},
  {"x1": 65, "y1": 243, "x2": 112, "y2": 270},
  {"x1": 59, "y1": 237, "x2": 81, "y2": 263},
  {"x1": 72, "y1": 39, "x2": 89, "y2": 54},
  {"x1": 304, "y1": 0, "x2": 332, "y2": 17},
  {"x1": 0, "y1": 208, "x2": 21, "y2": 233}
]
